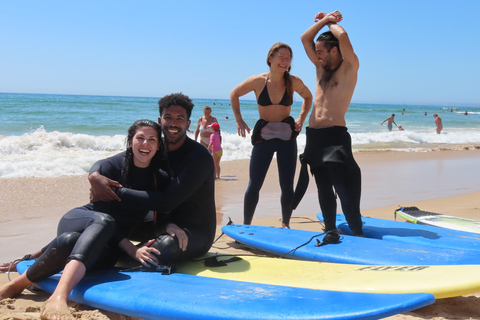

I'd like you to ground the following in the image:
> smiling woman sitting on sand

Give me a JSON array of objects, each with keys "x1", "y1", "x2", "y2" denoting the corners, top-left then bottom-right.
[{"x1": 0, "y1": 119, "x2": 169, "y2": 320}]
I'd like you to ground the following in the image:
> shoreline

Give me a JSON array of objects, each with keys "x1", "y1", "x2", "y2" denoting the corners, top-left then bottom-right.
[
  {"x1": 1, "y1": 148, "x2": 480, "y2": 319},
  {"x1": 1, "y1": 148, "x2": 480, "y2": 261}
]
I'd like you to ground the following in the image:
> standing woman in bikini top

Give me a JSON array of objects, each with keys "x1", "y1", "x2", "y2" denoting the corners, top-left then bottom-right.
[
  {"x1": 195, "y1": 106, "x2": 218, "y2": 148},
  {"x1": 230, "y1": 42, "x2": 313, "y2": 228}
]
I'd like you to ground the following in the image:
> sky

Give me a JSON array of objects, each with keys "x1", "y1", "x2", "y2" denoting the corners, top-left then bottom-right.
[{"x1": 1, "y1": 0, "x2": 479, "y2": 106}]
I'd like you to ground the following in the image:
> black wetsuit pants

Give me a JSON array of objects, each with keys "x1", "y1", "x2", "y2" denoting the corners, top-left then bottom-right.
[
  {"x1": 244, "y1": 138, "x2": 297, "y2": 226},
  {"x1": 129, "y1": 211, "x2": 213, "y2": 265},
  {"x1": 148, "y1": 225, "x2": 213, "y2": 265},
  {"x1": 26, "y1": 207, "x2": 118, "y2": 283},
  {"x1": 292, "y1": 127, "x2": 363, "y2": 235}
]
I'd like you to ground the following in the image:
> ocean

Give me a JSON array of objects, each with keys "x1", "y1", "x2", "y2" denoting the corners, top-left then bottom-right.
[{"x1": 1, "y1": 92, "x2": 479, "y2": 178}]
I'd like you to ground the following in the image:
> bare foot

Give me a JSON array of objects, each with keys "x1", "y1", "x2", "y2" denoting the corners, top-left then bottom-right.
[
  {"x1": 0, "y1": 261, "x2": 17, "y2": 273},
  {"x1": 0, "y1": 282, "x2": 26, "y2": 299},
  {"x1": 281, "y1": 223, "x2": 290, "y2": 229},
  {"x1": 41, "y1": 296, "x2": 74, "y2": 320}
]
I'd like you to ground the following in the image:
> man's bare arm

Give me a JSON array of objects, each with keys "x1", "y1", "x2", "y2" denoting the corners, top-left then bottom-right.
[
  {"x1": 328, "y1": 21, "x2": 359, "y2": 70},
  {"x1": 301, "y1": 11, "x2": 342, "y2": 66}
]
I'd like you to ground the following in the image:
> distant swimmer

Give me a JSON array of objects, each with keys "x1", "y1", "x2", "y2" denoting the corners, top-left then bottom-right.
[
  {"x1": 433, "y1": 113, "x2": 443, "y2": 134},
  {"x1": 398, "y1": 125, "x2": 404, "y2": 131},
  {"x1": 381, "y1": 114, "x2": 397, "y2": 131}
]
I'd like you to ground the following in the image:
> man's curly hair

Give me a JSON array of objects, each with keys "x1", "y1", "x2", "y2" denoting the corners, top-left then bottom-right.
[{"x1": 158, "y1": 92, "x2": 194, "y2": 120}]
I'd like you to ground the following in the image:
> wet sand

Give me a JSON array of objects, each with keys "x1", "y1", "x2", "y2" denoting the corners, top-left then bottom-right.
[{"x1": 1, "y1": 148, "x2": 480, "y2": 319}]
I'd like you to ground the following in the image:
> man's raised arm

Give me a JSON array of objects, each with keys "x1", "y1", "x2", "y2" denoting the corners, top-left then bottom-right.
[
  {"x1": 300, "y1": 11, "x2": 343, "y2": 66},
  {"x1": 328, "y1": 16, "x2": 359, "y2": 70}
]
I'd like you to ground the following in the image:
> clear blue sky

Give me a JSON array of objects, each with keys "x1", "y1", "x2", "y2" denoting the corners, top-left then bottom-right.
[{"x1": 1, "y1": 0, "x2": 479, "y2": 106}]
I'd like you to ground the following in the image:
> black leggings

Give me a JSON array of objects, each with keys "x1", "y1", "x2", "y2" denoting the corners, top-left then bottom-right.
[
  {"x1": 305, "y1": 127, "x2": 363, "y2": 235},
  {"x1": 244, "y1": 138, "x2": 297, "y2": 226},
  {"x1": 26, "y1": 207, "x2": 117, "y2": 283}
]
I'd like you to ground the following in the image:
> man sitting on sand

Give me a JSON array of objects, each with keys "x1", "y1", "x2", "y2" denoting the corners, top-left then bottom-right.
[{"x1": 91, "y1": 92, "x2": 216, "y2": 265}]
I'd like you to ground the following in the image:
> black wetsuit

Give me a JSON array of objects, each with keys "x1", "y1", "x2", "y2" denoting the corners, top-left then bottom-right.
[
  {"x1": 26, "y1": 154, "x2": 162, "y2": 283},
  {"x1": 115, "y1": 137, "x2": 216, "y2": 264},
  {"x1": 291, "y1": 126, "x2": 363, "y2": 235}
]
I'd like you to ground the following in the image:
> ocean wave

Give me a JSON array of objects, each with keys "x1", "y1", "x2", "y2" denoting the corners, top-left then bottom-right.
[
  {"x1": 1, "y1": 128, "x2": 479, "y2": 178},
  {"x1": 351, "y1": 129, "x2": 480, "y2": 151},
  {"x1": 0, "y1": 127, "x2": 125, "y2": 178}
]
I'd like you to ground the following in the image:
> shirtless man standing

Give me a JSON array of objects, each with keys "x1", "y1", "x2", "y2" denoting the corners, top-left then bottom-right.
[
  {"x1": 381, "y1": 114, "x2": 398, "y2": 131},
  {"x1": 291, "y1": 10, "x2": 363, "y2": 236}
]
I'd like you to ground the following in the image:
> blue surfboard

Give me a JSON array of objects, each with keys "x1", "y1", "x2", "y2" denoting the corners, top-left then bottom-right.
[
  {"x1": 317, "y1": 213, "x2": 480, "y2": 251},
  {"x1": 222, "y1": 224, "x2": 480, "y2": 265},
  {"x1": 17, "y1": 260, "x2": 434, "y2": 320}
]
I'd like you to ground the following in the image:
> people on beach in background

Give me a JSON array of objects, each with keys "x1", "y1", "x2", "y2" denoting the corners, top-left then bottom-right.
[
  {"x1": 433, "y1": 113, "x2": 443, "y2": 134},
  {"x1": 381, "y1": 114, "x2": 397, "y2": 131},
  {"x1": 89, "y1": 93, "x2": 216, "y2": 266},
  {"x1": 0, "y1": 119, "x2": 170, "y2": 320},
  {"x1": 230, "y1": 42, "x2": 313, "y2": 228},
  {"x1": 291, "y1": 10, "x2": 364, "y2": 236},
  {"x1": 207, "y1": 122, "x2": 223, "y2": 180},
  {"x1": 195, "y1": 106, "x2": 218, "y2": 148},
  {"x1": 398, "y1": 125, "x2": 404, "y2": 131}
]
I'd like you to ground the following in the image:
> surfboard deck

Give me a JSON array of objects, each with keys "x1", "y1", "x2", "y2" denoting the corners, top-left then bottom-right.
[
  {"x1": 16, "y1": 260, "x2": 434, "y2": 320},
  {"x1": 316, "y1": 212, "x2": 480, "y2": 252},
  {"x1": 396, "y1": 206, "x2": 480, "y2": 234},
  {"x1": 222, "y1": 224, "x2": 480, "y2": 266},
  {"x1": 177, "y1": 253, "x2": 480, "y2": 299}
]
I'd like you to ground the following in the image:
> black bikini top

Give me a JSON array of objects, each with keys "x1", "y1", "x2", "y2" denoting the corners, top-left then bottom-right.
[{"x1": 257, "y1": 79, "x2": 293, "y2": 107}]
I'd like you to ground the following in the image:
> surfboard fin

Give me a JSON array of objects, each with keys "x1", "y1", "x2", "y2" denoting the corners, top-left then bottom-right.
[
  {"x1": 142, "y1": 264, "x2": 176, "y2": 275},
  {"x1": 204, "y1": 256, "x2": 243, "y2": 267}
]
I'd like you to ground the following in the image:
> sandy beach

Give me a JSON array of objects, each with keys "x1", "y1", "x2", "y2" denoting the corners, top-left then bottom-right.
[{"x1": 1, "y1": 148, "x2": 480, "y2": 319}]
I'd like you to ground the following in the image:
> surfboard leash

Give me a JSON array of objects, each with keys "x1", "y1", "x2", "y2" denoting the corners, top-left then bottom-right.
[
  {"x1": 7, "y1": 254, "x2": 32, "y2": 281},
  {"x1": 278, "y1": 229, "x2": 342, "y2": 258},
  {"x1": 212, "y1": 217, "x2": 235, "y2": 245},
  {"x1": 278, "y1": 233, "x2": 325, "y2": 259}
]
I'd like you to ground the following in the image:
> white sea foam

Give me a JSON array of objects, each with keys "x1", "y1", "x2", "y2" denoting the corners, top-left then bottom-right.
[
  {"x1": 1, "y1": 127, "x2": 479, "y2": 178},
  {"x1": 0, "y1": 127, "x2": 124, "y2": 178}
]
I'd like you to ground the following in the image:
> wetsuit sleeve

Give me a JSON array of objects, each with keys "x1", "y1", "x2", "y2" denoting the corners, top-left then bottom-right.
[
  {"x1": 88, "y1": 152, "x2": 127, "y2": 244},
  {"x1": 89, "y1": 159, "x2": 103, "y2": 175},
  {"x1": 89, "y1": 151, "x2": 126, "y2": 178},
  {"x1": 115, "y1": 149, "x2": 213, "y2": 213}
]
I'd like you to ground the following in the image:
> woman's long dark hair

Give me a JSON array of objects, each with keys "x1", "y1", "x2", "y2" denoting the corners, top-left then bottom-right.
[
  {"x1": 266, "y1": 42, "x2": 293, "y2": 98},
  {"x1": 121, "y1": 119, "x2": 167, "y2": 187}
]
